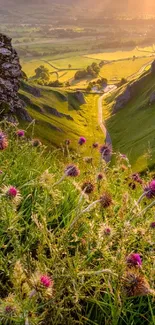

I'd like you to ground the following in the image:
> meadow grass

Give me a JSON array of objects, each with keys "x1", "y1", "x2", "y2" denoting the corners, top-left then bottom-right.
[
  {"x1": 103, "y1": 72, "x2": 155, "y2": 171},
  {"x1": 0, "y1": 122, "x2": 154, "y2": 325},
  {"x1": 19, "y1": 85, "x2": 105, "y2": 154}
]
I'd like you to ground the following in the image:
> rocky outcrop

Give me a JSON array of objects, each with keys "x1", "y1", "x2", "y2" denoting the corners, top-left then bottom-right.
[
  {"x1": 20, "y1": 81, "x2": 41, "y2": 97},
  {"x1": 113, "y1": 73, "x2": 149, "y2": 113},
  {"x1": 151, "y1": 60, "x2": 155, "y2": 74},
  {"x1": 0, "y1": 34, "x2": 31, "y2": 122},
  {"x1": 74, "y1": 91, "x2": 86, "y2": 104},
  {"x1": 43, "y1": 105, "x2": 74, "y2": 120},
  {"x1": 149, "y1": 91, "x2": 155, "y2": 104}
]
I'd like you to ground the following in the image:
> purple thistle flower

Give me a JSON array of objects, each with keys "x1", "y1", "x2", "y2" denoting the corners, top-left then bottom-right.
[
  {"x1": 120, "y1": 153, "x2": 127, "y2": 159},
  {"x1": 65, "y1": 164, "x2": 80, "y2": 177},
  {"x1": 40, "y1": 275, "x2": 53, "y2": 288},
  {"x1": 81, "y1": 181, "x2": 94, "y2": 194},
  {"x1": 78, "y1": 137, "x2": 86, "y2": 146},
  {"x1": 132, "y1": 173, "x2": 143, "y2": 184},
  {"x1": 92, "y1": 142, "x2": 99, "y2": 148},
  {"x1": 127, "y1": 253, "x2": 142, "y2": 267},
  {"x1": 100, "y1": 192, "x2": 112, "y2": 208},
  {"x1": 144, "y1": 180, "x2": 155, "y2": 199},
  {"x1": 104, "y1": 227, "x2": 111, "y2": 235},
  {"x1": 7, "y1": 186, "x2": 18, "y2": 198},
  {"x1": 0, "y1": 131, "x2": 8, "y2": 150},
  {"x1": 97, "y1": 173, "x2": 103, "y2": 181},
  {"x1": 16, "y1": 129, "x2": 25, "y2": 137},
  {"x1": 100, "y1": 144, "x2": 112, "y2": 162},
  {"x1": 5, "y1": 305, "x2": 15, "y2": 314},
  {"x1": 150, "y1": 221, "x2": 155, "y2": 228}
]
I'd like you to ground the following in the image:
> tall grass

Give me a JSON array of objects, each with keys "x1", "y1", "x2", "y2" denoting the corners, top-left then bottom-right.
[{"x1": 0, "y1": 123, "x2": 154, "y2": 325}]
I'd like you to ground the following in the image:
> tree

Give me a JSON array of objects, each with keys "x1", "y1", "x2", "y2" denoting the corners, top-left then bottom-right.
[
  {"x1": 34, "y1": 65, "x2": 50, "y2": 81},
  {"x1": 68, "y1": 64, "x2": 72, "y2": 69}
]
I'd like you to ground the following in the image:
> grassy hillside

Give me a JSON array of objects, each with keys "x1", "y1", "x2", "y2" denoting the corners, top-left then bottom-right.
[
  {"x1": 0, "y1": 123, "x2": 154, "y2": 325},
  {"x1": 103, "y1": 71, "x2": 155, "y2": 171},
  {"x1": 19, "y1": 82, "x2": 105, "y2": 153}
]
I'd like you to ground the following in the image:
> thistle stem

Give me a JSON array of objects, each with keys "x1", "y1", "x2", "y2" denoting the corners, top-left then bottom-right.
[
  {"x1": 80, "y1": 199, "x2": 101, "y2": 214},
  {"x1": 78, "y1": 269, "x2": 118, "y2": 277},
  {"x1": 131, "y1": 192, "x2": 148, "y2": 213},
  {"x1": 138, "y1": 200, "x2": 155, "y2": 216},
  {"x1": 53, "y1": 174, "x2": 66, "y2": 186},
  {"x1": 69, "y1": 199, "x2": 100, "y2": 228}
]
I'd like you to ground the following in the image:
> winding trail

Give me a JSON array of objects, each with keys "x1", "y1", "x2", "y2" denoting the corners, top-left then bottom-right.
[{"x1": 98, "y1": 85, "x2": 117, "y2": 161}]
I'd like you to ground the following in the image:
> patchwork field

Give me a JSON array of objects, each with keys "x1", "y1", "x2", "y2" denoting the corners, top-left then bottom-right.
[{"x1": 20, "y1": 49, "x2": 154, "y2": 88}]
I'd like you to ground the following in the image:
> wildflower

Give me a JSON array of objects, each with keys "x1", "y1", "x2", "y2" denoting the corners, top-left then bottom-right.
[
  {"x1": 132, "y1": 173, "x2": 142, "y2": 184},
  {"x1": 92, "y1": 142, "x2": 99, "y2": 148},
  {"x1": 0, "y1": 131, "x2": 8, "y2": 150},
  {"x1": 144, "y1": 180, "x2": 155, "y2": 199},
  {"x1": 2, "y1": 185, "x2": 21, "y2": 205},
  {"x1": 65, "y1": 139, "x2": 71, "y2": 145},
  {"x1": 104, "y1": 227, "x2": 111, "y2": 235},
  {"x1": 16, "y1": 129, "x2": 25, "y2": 137},
  {"x1": 81, "y1": 181, "x2": 94, "y2": 194},
  {"x1": 40, "y1": 275, "x2": 53, "y2": 288},
  {"x1": 122, "y1": 271, "x2": 152, "y2": 297},
  {"x1": 100, "y1": 192, "x2": 112, "y2": 208},
  {"x1": 65, "y1": 164, "x2": 80, "y2": 177},
  {"x1": 5, "y1": 305, "x2": 15, "y2": 314},
  {"x1": 100, "y1": 144, "x2": 112, "y2": 162},
  {"x1": 97, "y1": 173, "x2": 103, "y2": 181},
  {"x1": 0, "y1": 170, "x2": 2, "y2": 174},
  {"x1": 32, "y1": 139, "x2": 42, "y2": 147},
  {"x1": 120, "y1": 153, "x2": 127, "y2": 160},
  {"x1": 78, "y1": 137, "x2": 86, "y2": 145},
  {"x1": 150, "y1": 221, "x2": 155, "y2": 228},
  {"x1": 7, "y1": 186, "x2": 18, "y2": 198},
  {"x1": 127, "y1": 253, "x2": 142, "y2": 267}
]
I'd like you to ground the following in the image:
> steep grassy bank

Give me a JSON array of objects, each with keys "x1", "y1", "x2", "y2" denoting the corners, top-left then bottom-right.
[
  {"x1": 103, "y1": 71, "x2": 155, "y2": 171},
  {"x1": 19, "y1": 82, "x2": 104, "y2": 152}
]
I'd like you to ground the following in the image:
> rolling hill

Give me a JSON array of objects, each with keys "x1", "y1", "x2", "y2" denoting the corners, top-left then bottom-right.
[{"x1": 19, "y1": 81, "x2": 104, "y2": 153}]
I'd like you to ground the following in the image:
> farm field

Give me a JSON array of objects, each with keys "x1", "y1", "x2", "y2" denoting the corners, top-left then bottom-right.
[
  {"x1": 85, "y1": 46, "x2": 155, "y2": 61},
  {"x1": 21, "y1": 54, "x2": 153, "y2": 88},
  {"x1": 99, "y1": 57, "x2": 153, "y2": 82}
]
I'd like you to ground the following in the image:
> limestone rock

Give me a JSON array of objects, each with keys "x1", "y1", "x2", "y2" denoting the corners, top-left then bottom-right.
[
  {"x1": 149, "y1": 91, "x2": 155, "y2": 104},
  {"x1": 0, "y1": 33, "x2": 32, "y2": 122},
  {"x1": 113, "y1": 73, "x2": 149, "y2": 113},
  {"x1": 74, "y1": 91, "x2": 86, "y2": 104},
  {"x1": 151, "y1": 60, "x2": 155, "y2": 74}
]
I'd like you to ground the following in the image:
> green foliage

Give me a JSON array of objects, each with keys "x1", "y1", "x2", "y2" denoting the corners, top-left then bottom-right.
[
  {"x1": 0, "y1": 123, "x2": 155, "y2": 324},
  {"x1": 74, "y1": 62, "x2": 100, "y2": 80},
  {"x1": 34, "y1": 65, "x2": 50, "y2": 81}
]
